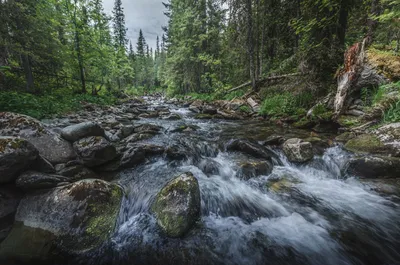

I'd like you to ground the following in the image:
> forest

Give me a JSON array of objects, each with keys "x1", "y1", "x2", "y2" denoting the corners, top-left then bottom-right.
[{"x1": 0, "y1": 0, "x2": 399, "y2": 119}]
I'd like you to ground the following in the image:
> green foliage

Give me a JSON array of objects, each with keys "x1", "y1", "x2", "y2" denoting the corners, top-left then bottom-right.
[
  {"x1": 239, "y1": 105, "x2": 252, "y2": 113},
  {"x1": 384, "y1": 101, "x2": 400, "y2": 122},
  {"x1": 260, "y1": 92, "x2": 313, "y2": 117},
  {"x1": 0, "y1": 90, "x2": 116, "y2": 119}
]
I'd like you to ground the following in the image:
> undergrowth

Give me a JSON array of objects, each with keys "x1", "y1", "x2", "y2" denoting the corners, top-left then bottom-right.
[
  {"x1": 0, "y1": 90, "x2": 117, "y2": 119},
  {"x1": 259, "y1": 92, "x2": 313, "y2": 118}
]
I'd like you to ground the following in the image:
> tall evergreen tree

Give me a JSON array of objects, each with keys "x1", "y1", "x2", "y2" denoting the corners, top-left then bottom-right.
[{"x1": 112, "y1": 0, "x2": 127, "y2": 49}]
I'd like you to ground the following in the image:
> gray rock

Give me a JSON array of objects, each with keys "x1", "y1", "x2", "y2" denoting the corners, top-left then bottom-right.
[
  {"x1": 0, "y1": 186, "x2": 23, "y2": 243},
  {"x1": 226, "y1": 139, "x2": 276, "y2": 160},
  {"x1": 61, "y1": 122, "x2": 105, "y2": 142},
  {"x1": 0, "y1": 112, "x2": 76, "y2": 164},
  {"x1": 16, "y1": 171, "x2": 70, "y2": 192},
  {"x1": 189, "y1": 100, "x2": 203, "y2": 113},
  {"x1": 346, "y1": 156, "x2": 400, "y2": 179},
  {"x1": 0, "y1": 179, "x2": 123, "y2": 262},
  {"x1": 283, "y1": 138, "x2": 314, "y2": 163},
  {"x1": 0, "y1": 137, "x2": 38, "y2": 184},
  {"x1": 152, "y1": 172, "x2": 201, "y2": 238},
  {"x1": 73, "y1": 137, "x2": 117, "y2": 167},
  {"x1": 162, "y1": 113, "x2": 182, "y2": 120}
]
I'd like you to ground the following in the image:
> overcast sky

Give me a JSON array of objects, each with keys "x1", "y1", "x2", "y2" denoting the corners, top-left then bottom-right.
[{"x1": 103, "y1": 0, "x2": 168, "y2": 51}]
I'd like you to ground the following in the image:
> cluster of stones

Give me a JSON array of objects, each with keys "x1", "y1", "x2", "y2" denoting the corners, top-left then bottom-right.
[{"x1": 0, "y1": 113, "x2": 124, "y2": 262}]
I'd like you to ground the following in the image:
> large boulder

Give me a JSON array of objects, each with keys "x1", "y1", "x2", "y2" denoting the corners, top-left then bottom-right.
[
  {"x1": 0, "y1": 137, "x2": 38, "y2": 184},
  {"x1": 16, "y1": 171, "x2": 70, "y2": 192},
  {"x1": 152, "y1": 172, "x2": 201, "y2": 238},
  {"x1": 73, "y1": 137, "x2": 117, "y2": 167},
  {"x1": 344, "y1": 134, "x2": 395, "y2": 156},
  {"x1": 99, "y1": 144, "x2": 165, "y2": 172},
  {"x1": 0, "y1": 179, "x2": 123, "y2": 262},
  {"x1": 372, "y1": 123, "x2": 400, "y2": 156},
  {"x1": 0, "y1": 112, "x2": 77, "y2": 164},
  {"x1": 283, "y1": 138, "x2": 314, "y2": 163},
  {"x1": 0, "y1": 186, "x2": 23, "y2": 243},
  {"x1": 226, "y1": 139, "x2": 276, "y2": 160},
  {"x1": 346, "y1": 156, "x2": 400, "y2": 179},
  {"x1": 61, "y1": 122, "x2": 105, "y2": 142}
]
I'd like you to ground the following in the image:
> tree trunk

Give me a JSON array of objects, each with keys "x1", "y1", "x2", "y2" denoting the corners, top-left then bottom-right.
[
  {"x1": 21, "y1": 54, "x2": 34, "y2": 92},
  {"x1": 74, "y1": 0, "x2": 86, "y2": 94},
  {"x1": 246, "y1": 0, "x2": 256, "y2": 91}
]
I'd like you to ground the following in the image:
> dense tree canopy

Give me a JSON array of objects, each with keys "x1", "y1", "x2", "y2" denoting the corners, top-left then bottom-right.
[{"x1": 0, "y1": 0, "x2": 398, "y2": 96}]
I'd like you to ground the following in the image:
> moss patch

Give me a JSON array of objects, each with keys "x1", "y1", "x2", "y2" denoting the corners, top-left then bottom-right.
[{"x1": 344, "y1": 134, "x2": 387, "y2": 154}]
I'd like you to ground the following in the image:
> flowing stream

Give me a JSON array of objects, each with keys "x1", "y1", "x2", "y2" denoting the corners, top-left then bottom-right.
[{"x1": 83, "y1": 97, "x2": 400, "y2": 265}]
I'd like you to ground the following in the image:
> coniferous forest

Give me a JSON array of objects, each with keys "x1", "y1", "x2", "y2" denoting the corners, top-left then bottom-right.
[{"x1": 1, "y1": 1, "x2": 400, "y2": 264}]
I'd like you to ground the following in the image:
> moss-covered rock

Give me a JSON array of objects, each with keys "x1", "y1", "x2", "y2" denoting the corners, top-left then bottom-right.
[
  {"x1": 0, "y1": 179, "x2": 123, "y2": 262},
  {"x1": 152, "y1": 172, "x2": 201, "y2": 238},
  {"x1": 0, "y1": 112, "x2": 76, "y2": 164},
  {"x1": 0, "y1": 136, "x2": 38, "y2": 184},
  {"x1": 335, "y1": 132, "x2": 357, "y2": 143},
  {"x1": 344, "y1": 134, "x2": 391, "y2": 155}
]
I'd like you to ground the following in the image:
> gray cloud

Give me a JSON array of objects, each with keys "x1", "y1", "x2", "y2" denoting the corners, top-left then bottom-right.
[{"x1": 103, "y1": 0, "x2": 168, "y2": 51}]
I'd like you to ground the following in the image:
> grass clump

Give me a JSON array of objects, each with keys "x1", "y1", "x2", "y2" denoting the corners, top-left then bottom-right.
[
  {"x1": 0, "y1": 90, "x2": 117, "y2": 119},
  {"x1": 259, "y1": 92, "x2": 313, "y2": 118}
]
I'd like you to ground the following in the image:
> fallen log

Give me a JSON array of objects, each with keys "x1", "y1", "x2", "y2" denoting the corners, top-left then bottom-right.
[{"x1": 223, "y1": 72, "x2": 304, "y2": 95}]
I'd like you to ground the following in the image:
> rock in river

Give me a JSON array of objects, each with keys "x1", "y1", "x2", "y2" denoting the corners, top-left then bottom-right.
[
  {"x1": 0, "y1": 136, "x2": 38, "y2": 184},
  {"x1": 73, "y1": 136, "x2": 117, "y2": 167},
  {"x1": 346, "y1": 156, "x2": 400, "y2": 179},
  {"x1": 0, "y1": 112, "x2": 77, "y2": 164},
  {"x1": 283, "y1": 138, "x2": 314, "y2": 163},
  {"x1": 152, "y1": 172, "x2": 201, "y2": 238},
  {"x1": 61, "y1": 122, "x2": 105, "y2": 142},
  {"x1": 226, "y1": 139, "x2": 276, "y2": 160},
  {"x1": 0, "y1": 179, "x2": 123, "y2": 262}
]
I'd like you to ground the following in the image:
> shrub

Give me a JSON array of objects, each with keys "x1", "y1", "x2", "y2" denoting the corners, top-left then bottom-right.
[{"x1": 260, "y1": 92, "x2": 313, "y2": 117}]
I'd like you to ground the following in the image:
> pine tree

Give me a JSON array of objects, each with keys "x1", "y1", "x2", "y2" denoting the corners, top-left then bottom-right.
[{"x1": 112, "y1": 0, "x2": 127, "y2": 49}]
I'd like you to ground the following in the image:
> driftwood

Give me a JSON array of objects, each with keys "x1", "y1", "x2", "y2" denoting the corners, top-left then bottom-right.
[{"x1": 223, "y1": 72, "x2": 303, "y2": 95}]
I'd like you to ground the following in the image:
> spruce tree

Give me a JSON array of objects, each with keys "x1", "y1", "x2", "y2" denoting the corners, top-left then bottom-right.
[{"x1": 112, "y1": 0, "x2": 127, "y2": 49}]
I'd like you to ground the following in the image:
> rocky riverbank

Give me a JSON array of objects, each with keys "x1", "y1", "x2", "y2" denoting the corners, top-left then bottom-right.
[{"x1": 0, "y1": 95, "x2": 399, "y2": 264}]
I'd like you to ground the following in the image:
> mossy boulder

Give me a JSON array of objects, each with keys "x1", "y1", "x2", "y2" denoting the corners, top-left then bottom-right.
[
  {"x1": 293, "y1": 118, "x2": 316, "y2": 129},
  {"x1": 346, "y1": 156, "x2": 400, "y2": 179},
  {"x1": 61, "y1": 122, "x2": 105, "y2": 142},
  {"x1": 0, "y1": 179, "x2": 123, "y2": 262},
  {"x1": 0, "y1": 112, "x2": 77, "y2": 164},
  {"x1": 335, "y1": 132, "x2": 357, "y2": 143},
  {"x1": 0, "y1": 136, "x2": 38, "y2": 184},
  {"x1": 73, "y1": 136, "x2": 117, "y2": 167},
  {"x1": 152, "y1": 172, "x2": 201, "y2": 238},
  {"x1": 283, "y1": 138, "x2": 314, "y2": 163},
  {"x1": 344, "y1": 134, "x2": 392, "y2": 155}
]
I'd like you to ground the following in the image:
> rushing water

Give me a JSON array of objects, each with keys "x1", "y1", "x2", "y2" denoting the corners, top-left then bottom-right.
[{"x1": 82, "y1": 97, "x2": 400, "y2": 265}]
